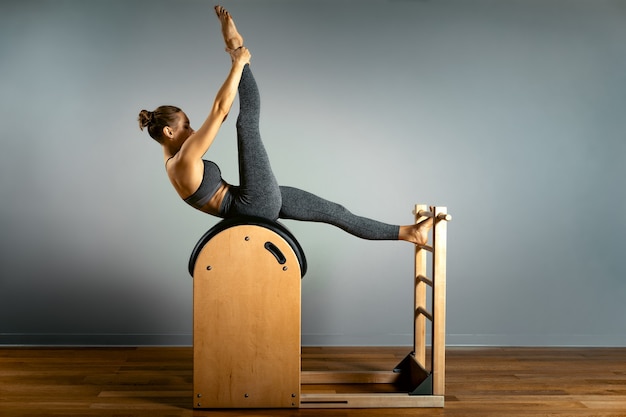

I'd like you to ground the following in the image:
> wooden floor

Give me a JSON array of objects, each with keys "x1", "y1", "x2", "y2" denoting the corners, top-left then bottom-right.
[{"x1": 1, "y1": 346, "x2": 625, "y2": 416}]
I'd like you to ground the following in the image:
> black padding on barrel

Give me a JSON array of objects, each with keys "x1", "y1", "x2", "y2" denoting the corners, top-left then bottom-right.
[{"x1": 188, "y1": 216, "x2": 307, "y2": 278}]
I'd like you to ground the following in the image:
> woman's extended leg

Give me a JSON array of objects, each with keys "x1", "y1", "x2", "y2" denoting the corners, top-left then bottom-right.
[
  {"x1": 278, "y1": 186, "x2": 398, "y2": 240},
  {"x1": 229, "y1": 65, "x2": 282, "y2": 219},
  {"x1": 215, "y1": 7, "x2": 282, "y2": 220},
  {"x1": 279, "y1": 186, "x2": 432, "y2": 244}
]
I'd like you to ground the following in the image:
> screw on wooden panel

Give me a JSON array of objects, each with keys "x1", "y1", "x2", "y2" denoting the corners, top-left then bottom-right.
[
  {"x1": 245, "y1": 236, "x2": 250, "y2": 241},
  {"x1": 197, "y1": 393, "x2": 202, "y2": 398},
  {"x1": 283, "y1": 266, "x2": 288, "y2": 271},
  {"x1": 292, "y1": 393, "x2": 296, "y2": 397},
  {"x1": 206, "y1": 266, "x2": 212, "y2": 271},
  {"x1": 197, "y1": 402, "x2": 202, "y2": 407},
  {"x1": 244, "y1": 393, "x2": 249, "y2": 398}
]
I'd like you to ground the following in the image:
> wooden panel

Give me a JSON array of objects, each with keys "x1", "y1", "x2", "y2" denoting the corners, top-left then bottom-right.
[
  {"x1": 432, "y1": 206, "x2": 448, "y2": 396},
  {"x1": 192, "y1": 225, "x2": 301, "y2": 408},
  {"x1": 300, "y1": 393, "x2": 445, "y2": 408},
  {"x1": 413, "y1": 204, "x2": 429, "y2": 368},
  {"x1": 301, "y1": 371, "x2": 401, "y2": 384}
]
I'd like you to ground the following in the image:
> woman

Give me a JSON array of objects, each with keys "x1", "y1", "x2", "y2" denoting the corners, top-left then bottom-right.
[{"x1": 138, "y1": 6, "x2": 431, "y2": 245}]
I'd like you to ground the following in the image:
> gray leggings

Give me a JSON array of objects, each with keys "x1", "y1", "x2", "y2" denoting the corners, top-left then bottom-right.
[{"x1": 219, "y1": 65, "x2": 399, "y2": 240}]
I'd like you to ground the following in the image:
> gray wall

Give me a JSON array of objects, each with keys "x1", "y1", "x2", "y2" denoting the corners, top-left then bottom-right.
[{"x1": 1, "y1": 0, "x2": 624, "y2": 346}]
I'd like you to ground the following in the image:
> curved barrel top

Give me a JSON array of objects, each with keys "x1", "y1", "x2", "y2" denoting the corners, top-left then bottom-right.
[{"x1": 188, "y1": 216, "x2": 307, "y2": 278}]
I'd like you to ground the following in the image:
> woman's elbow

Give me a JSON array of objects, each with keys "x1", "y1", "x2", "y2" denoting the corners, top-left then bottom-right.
[{"x1": 212, "y1": 104, "x2": 230, "y2": 123}]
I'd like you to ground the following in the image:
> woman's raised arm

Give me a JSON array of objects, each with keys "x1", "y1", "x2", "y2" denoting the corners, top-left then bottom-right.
[{"x1": 177, "y1": 47, "x2": 251, "y2": 163}]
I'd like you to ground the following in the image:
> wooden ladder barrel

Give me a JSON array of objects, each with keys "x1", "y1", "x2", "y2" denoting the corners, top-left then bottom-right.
[
  {"x1": 188, "y1": 217, "x2": 307, "y2": 409},
  {"x1": 188, "y1": 205, "x2": 450, "y2": 409}
]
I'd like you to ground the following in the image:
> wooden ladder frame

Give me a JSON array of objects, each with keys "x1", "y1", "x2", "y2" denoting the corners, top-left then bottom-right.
[{"x1": 299, "y1": 204, "x2": 450, "y2": 408}]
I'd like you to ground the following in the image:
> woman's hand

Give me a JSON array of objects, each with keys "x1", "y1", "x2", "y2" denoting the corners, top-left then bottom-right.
[{"x1": 229, "y1": 46, "x2": 251, "y2": 66}]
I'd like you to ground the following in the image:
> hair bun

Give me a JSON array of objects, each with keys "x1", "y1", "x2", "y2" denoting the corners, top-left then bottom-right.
[{"x1": 138, "y1": 109, "x2": 153, "y2": 131}]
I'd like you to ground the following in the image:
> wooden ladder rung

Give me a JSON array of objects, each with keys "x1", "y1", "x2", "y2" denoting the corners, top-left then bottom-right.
[
  {"x1": 417, "y1": 244, "x2": 433, "y2": 252},
  {"x1": 416, "y1": 274, "x2": 433, "y2": 287},
  {"x1": 416, "y1": 306, "x2": 433, "y2": 322}
]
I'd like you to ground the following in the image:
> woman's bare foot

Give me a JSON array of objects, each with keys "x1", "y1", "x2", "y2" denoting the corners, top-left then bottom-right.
[
  {"x1": 399, "y1": 218, "x2": 433, "y2": 245},
  {"x1": 214, "y1": 5, "x2": 244, "y2": 52}
]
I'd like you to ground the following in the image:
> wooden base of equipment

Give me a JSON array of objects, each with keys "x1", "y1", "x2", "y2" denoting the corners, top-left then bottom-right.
[
  {"x1": 299, "y1": 359, "x2": 445, "y2": 408},
  {"x1": 189, "y1": 206, "x2": 449, "y2": 409}
]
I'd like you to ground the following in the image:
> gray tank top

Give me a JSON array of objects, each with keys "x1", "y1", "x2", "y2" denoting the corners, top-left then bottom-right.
[{"x1": 183, "y1": 160, "x2": 223, "y2": 209}]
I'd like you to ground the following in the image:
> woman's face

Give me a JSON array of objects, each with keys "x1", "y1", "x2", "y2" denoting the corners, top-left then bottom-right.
[{"x1": 170, "y1": 112, "x2": 195, "y2": 143}]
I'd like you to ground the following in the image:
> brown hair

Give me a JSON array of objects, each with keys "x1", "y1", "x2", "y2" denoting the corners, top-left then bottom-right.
[{"x1": 138, "y1": 105, "x2": 182, "y2": 143}]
